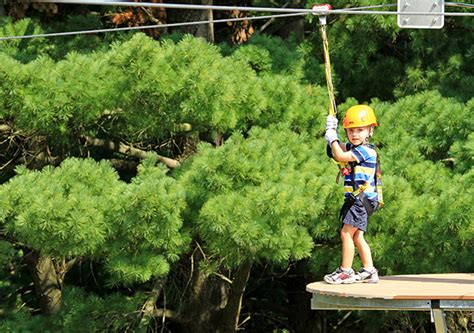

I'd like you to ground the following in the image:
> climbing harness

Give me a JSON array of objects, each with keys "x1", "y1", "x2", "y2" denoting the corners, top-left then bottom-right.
[
  {"x1": 338, "y1": 161, "x2": 381, "y2": 221},
  {"x1": 328, "y1": 142, "x2": 384, "y2": 215},
  {"x1": 348, "y1": 149, "x2": 385, "y2": 212}
]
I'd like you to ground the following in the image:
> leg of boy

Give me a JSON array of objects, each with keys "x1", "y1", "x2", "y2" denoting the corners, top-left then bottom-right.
[
  {"x1": 353, "y1": 229, "x2": 379, "y2": 283},
  {"x1": 353, "y1": 229, "x2": 373, "y2": 269},
  {"x1": 323, "y1": 224, "x2": 358, "y2": 284},
  {"x1": 340, "y1": 224, "x2": 358, "y2": 269}
]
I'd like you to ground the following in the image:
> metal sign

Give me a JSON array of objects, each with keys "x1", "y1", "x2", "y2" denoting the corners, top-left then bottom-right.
[{"x1": 397, "y1": 0, "x2": 445, "y2": 29}]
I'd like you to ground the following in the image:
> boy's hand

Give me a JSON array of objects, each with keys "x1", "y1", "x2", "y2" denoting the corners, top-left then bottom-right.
[
  {"x1": 325, "y1": 129, "x2": 339, "y2": 145},
  {"x1": 325, "y1": 115, "x2": 338, "y2": 131}
]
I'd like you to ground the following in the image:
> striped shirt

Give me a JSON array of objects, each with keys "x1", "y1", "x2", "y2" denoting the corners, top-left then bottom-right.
[{"x1": 344, "y1": 144, "x2": 378, "y2": 202}]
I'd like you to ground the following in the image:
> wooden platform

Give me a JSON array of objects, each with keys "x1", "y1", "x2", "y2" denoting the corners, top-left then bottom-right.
[
  {"x1": 306, "y1": 273, "x2": 474, "y2": 300},
  {"x1": 306, "y1": 273, "x2": 474, "y2": 333}
]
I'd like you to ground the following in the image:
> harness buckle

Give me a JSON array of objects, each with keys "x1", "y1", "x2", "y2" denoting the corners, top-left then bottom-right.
[{"x1": 341, "y1": 167, "x2": 350, "y2": 176}]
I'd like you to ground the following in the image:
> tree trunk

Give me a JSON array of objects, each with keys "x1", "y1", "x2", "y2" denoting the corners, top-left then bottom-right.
[
  {"x1": 167, "y1": 0, "x2": 214, "y2": 43},
  {"x1": 181, "y1": 246, "x2": 253, "y2": 332},
  {"x1": 181, "y1": 248, "x2": 227, "y2": 333},
  {"x1": 26, "y1": 251, "x2": 62, "y2": 315},
  {"x1": 216, "y1": 260, "x2": 253, "y2": 332}
]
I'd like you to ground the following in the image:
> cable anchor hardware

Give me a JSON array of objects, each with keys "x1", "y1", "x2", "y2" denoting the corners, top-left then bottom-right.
[{"x1": 311, "y1": 4, "x2": 332, "y2": 26}]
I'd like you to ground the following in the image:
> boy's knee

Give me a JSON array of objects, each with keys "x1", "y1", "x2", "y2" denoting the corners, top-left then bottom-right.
[
  {"x1": 354, "y1": 229, "x2": 363, "y2": 237},
  {"x1": 353, "y1": 236, "x2": 363, "y2": 247},
  {"x1": 340, "y1": 229, "x2": 352, "y2": 240},
  {"x1": 353, "y1": 232, "x2": 366, "y2": 245}
]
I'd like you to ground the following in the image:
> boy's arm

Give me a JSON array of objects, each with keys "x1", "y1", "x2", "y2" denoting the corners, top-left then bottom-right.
[
  {"x1": 330, "y1": 141, "x2": 357, "y2": 162},
  {"x1": 325, "y1": 122, "x2": 356, "y2": 162}
]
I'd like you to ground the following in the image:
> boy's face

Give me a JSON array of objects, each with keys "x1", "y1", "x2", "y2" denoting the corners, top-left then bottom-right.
[{"x1": 346, "y1": 126, "x2": 372, "y2": 145}]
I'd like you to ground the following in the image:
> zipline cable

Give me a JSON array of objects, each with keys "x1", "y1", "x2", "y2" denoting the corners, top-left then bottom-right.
[
  {"x1": 36, "y1": 0, "x2": 395, "y2": 14},
  {"x1": 35, "y1": 0, "x2": 474, "y2": 16},
  {"x1": 446, "y1": 2, "x2": 474, "y2": 9},
  {"x1": 0, "y1": 3, "x2": 420, "y2": 41},
  {"x1": 0, "y1": 12, "x2": 307, "y2": 41},
  {"x1": 1, "y1": 1, "x2": 472, "y2": 40},
  {"x1": 33, "y1": 0, "x2": 379, "y2": 13}
]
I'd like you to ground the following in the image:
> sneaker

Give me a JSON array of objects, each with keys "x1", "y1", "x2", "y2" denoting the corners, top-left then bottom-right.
[
  {"x1": 355, "y1": 267, "x2": 379, "y2": 283},
  {"x1": 324, "y1": 267, "x2": 356, "y2": 285}
]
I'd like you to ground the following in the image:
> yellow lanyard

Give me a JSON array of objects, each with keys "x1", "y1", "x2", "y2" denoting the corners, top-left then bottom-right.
[{"x1": 319, "y1": 19, "x2": 348, "y2": 180}]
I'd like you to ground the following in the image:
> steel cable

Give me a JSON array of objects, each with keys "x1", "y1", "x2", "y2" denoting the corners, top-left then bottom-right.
[
  {"x1": 0, "y1": 12, "x2": 307, "y2": 41},
  {"x1": 1, "y1": 1, "x2": 473, "y2": 41}
]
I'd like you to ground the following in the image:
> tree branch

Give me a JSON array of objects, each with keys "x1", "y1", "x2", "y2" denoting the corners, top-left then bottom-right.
[
  {"x1": 82, "y1": 135, "x2": 180, "y2": 169},
  {"x1": 138, "y1": 278, "x2": 166, "y2": 327},
  {"x1": 0, "y1": 232, "x2": 28, "y2": 248},
  {"x1": 218, "y1": 260, "x2": 253, "y2": 331},
  {"x1": 56, "y1": 257, "x2": 80, "y2": 285},
  {"x1": 0, "y1": 124, "x2": 12, "y2": 133},
  {"x1": 153, "y1": 308, "x2": 186, "y2": 324},
  {"x1": 1, "y1": 123, "x2": 182, "y2": 169}
]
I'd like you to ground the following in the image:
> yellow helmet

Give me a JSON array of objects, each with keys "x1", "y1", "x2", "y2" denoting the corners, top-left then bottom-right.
[{"x1": 343, "y1": 105, "x2": 378, "y2": 129}]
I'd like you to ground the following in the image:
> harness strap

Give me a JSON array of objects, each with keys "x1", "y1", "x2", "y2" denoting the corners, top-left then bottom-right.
[
  {"x1": 349, "y1": 162, "x2": 374, "y2": 215},
  {"x1": 350, "y1": 162, "x2": 369, "y2": 198},
  {"x1": 374, "y1": 154, "x2": 384, "y2": 208}
]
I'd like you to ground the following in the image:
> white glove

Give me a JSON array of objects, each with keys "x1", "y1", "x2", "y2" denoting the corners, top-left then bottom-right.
[
  {"x1": 325, "y1": 115, "x2": 338, "y2": 131},
  {"x1": 325, "y1": 129, "x2": 339, "y2": 145}
]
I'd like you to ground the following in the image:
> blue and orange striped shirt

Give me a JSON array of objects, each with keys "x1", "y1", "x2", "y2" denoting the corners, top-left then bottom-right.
[{"x1": 344, "y1": 144, "x2": 378, "y2": 202}]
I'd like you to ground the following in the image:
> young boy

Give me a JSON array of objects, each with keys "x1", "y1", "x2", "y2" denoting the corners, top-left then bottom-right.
[{"x1": 323, "y1": 105, "x2": 380, "y2": 284}]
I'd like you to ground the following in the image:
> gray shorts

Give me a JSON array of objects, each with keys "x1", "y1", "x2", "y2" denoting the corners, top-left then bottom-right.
[{"x1": 340, "y1": 197, "x2": 377, "y2": 232}]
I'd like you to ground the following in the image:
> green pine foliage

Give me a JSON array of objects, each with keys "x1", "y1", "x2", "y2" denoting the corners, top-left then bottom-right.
[
  {"x1": 0, "y1": 157, "x2": 188, "y2": 284},
  {"x1": 230, "y1": 34, "x2": 304, "y2": 75},
  {"x1": 0, "y1": 17, "x2": 49, "y2": 63},
  {"x1": 105, "y1": 155, "x2": 189, "y2": 285},
  {"x1": 0, "y1": 15, "x2": 130, "y2": 62},
  {"x1": 43, "y1": 13, "x2": 130, "y2": 60},
  {"x1": 301, "y1": 0, "x2": 474, "y2": 102},
  {"x1": 0, "y1": 241, "x2": 19, "y2": 313},
  {"x1": 17, "y1": 53, "x2": 120, "y2": 141},
  {"x1": 373, "y1": 91, "x2": 473, "y2": 169},
  {"x1": 0, "y1": 158, "x2": 121, "y2": 257},
  {"x1": 256, "y1": 74, "x2": 328, "y2": 137},
  {"x1": 302, "y1": 0, "x2": 402, "y2": 101},
  {"x1": 449, "y1": 132, "x2": 474, "y2": 174},
  {"x1": 394, "y1": 21, "x2": 474, "y2": 102},
  {"x1": 107, "y1": 34, "x2": 265, "y2": 139},
  {"x1": 0, "y1": 33, "x2": 273, "y2": 146},
  {"x1": 0, "y1": 54, "x2": 24, "y2": 118},
  {"x1": 178, "y1": 124, "x2": 340, "y2": 266},
  {"x1": 230, "y1": 43, "x2": 273, "y2": 73}
]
